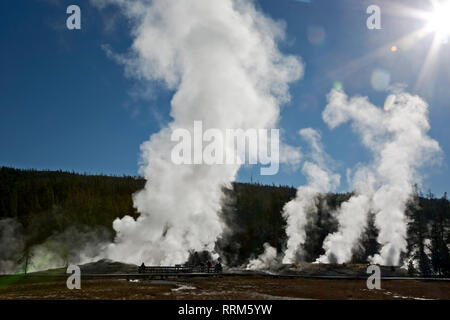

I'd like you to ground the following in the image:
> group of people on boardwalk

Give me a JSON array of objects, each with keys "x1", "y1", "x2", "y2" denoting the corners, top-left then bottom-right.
[
  {"x1": 138, "y1": 257, "x2": 222, "y2": 274},
  {"x1": 202, "y1": 260, "x2": 222, "y2": 273}
]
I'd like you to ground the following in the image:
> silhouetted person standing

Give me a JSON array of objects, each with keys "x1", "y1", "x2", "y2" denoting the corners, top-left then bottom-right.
[{"x1": 207, "y1": 260, "x2": 212, "y2": 273}]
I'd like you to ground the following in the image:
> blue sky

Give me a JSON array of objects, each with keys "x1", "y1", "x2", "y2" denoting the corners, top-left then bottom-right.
[{"x1": 1, "y1": 0, "x2": 449, "y2": 195}]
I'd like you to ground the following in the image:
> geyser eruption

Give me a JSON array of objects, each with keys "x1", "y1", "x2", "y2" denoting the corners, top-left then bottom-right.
[
  {"x1": 317, "y1": 88, "x2": 441, "y2": 266},
  {"x1": 96, "y1": 0, "x2": 303, "y2": 265},
  {"x1": 282, "y1": 128, "x2": 340, "y2": 263}
]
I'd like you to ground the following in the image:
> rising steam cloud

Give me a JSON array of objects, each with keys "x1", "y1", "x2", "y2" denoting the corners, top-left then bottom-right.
[
  {"x1": 282, "y1": 128, "x2": 340, "y2": 263},
  {"x1": 0, "y1": 217, "x2": 111, "y2": 274},
  {"x1": 0, "y1": 219, "x2": 24, "y2": 274},
  {"x1": 317, "y1": 88, "x2": 441, "y2": 266},
  {"x1": 93, "y1": 0, "x2": 303, "y2": 265},
  {"x1": 246, "y1": 242, "x2": 280, "y2": 271}
]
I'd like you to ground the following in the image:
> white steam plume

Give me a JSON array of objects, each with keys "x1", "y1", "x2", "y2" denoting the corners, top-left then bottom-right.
[
  {"x1": 0, "y1": 219, "x2": 24, "y2": 274},
  {"x1": 316, "y1": 193, "x2": 372, "y2": 264},
  {"x1": 0, "y1": 218, "x2": 111, "y2": 274},
  {"x1": 26, "y1": 225, "x2": 112, "y2": 273},
  {"x1": 93, "y1": 0, "x2": 303, "y2": 265},
  {"x1": 246, "y1": 243, "x2": 280, "y2": 270},
  {"x1": 282, "y1": 128, "x2": 340, "y2": 263},
  {"x1": 317, "y1": 88, "x2": 441, "y2": 265}
]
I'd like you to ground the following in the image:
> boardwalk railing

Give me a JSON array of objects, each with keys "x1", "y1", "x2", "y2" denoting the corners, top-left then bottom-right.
[{"x1": 138, "y1": 265, "x2": 221, "y2": 274}]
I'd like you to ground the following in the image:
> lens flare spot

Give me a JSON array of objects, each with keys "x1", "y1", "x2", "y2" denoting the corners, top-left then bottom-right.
[
  {"x1": 307, "y1": 26, "x2": 326, "y2": 46},
  {"x1": 333, "y1": 81, "x2": 343, "y2": 91},
  {"x1": 383, "y1": 94, "x2": 396, "y2": 111},
  {"x1": 371, "y1": 69, "x2": 391, "y2": 92}
]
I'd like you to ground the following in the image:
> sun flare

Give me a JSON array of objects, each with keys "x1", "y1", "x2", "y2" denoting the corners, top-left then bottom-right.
[
  {"x1": 386, "y1": 0, "x2": 450, "y2": 88},
  {"x1": 425, "y1": 1, "x2": 450, "y2": 41}
]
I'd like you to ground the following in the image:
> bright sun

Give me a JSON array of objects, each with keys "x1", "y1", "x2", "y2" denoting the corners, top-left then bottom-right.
[
  {"x1": 344, "y1": 0, "x2": 450, "y2": 91},
  {"x1": 425, "y1": 1, "x2": 450, "y2": 41}
]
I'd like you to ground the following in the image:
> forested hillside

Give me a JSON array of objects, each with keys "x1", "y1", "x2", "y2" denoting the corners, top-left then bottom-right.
[
  {"x1": 0, "y1": 167, "x2": 448, "y2": 275},
  {"x1": 0, "y1": 166, "x2": 143, "y2": 230}
]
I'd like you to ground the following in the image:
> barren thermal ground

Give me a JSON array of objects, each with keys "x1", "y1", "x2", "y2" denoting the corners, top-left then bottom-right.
[{"x1": 0, "y1": 275, "x2": 448, "y2": 300}]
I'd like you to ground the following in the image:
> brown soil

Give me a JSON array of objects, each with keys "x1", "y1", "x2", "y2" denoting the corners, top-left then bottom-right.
[{"x1": 0, "y1": 275, "x2": 448, "y2": 300}]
